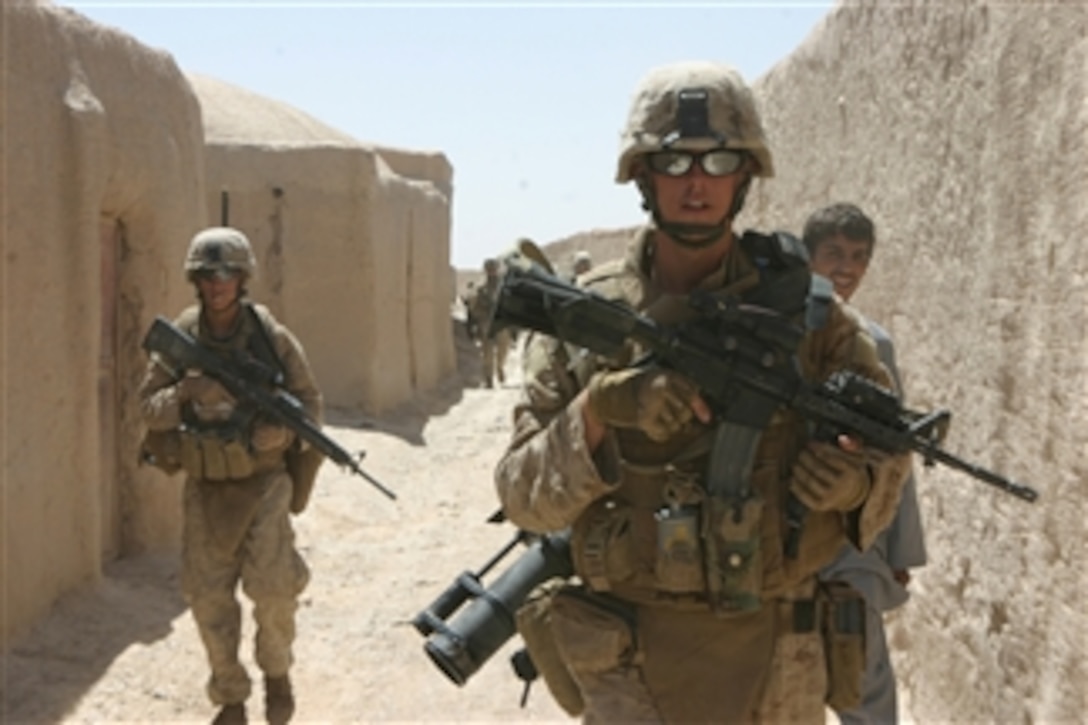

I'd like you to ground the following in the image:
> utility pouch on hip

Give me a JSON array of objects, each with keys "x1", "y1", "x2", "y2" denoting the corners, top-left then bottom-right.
[
  {"x1": 653, "y1": 504, "x2": 705, "y2": 593},
  {"x1": 550, "y1": 586, "x2": 639, "y2": 676},
  {"x1": 140, "y1": 429, "x2": 182, "y2": 475},
  {"x1": 706, "y1": 496, "x2": 764, "y2": 614},
  {"x1": 819, "y1": 581, "x2": 866, "y2": 711},
  {"x1": 515, "y1": 579, "x2": 585, "y2": 717}
]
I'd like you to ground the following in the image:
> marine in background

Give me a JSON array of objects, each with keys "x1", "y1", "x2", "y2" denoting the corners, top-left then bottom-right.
[{"x1": 138, "y1": 227, "x2": 321, "y2": 725}]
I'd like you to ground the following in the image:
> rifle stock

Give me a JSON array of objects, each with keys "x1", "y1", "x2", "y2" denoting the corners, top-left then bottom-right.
[{"x1": 142, "y1": 316, "x2": 397, "y2": 500}]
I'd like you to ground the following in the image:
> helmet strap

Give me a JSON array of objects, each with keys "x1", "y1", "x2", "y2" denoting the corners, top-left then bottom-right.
[{"x1": 636, "y1": 170, "x2": 752, "y2": 249}]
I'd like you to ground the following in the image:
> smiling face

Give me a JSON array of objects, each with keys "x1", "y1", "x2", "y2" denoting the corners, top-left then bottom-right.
[{"x1": 808, "y1": 233, "x2": 872, "y2": 302}]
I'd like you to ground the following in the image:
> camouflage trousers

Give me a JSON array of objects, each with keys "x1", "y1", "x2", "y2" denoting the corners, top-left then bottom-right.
[
  {"x1": 181, "y1": 470, "x2": 310, "y2": 706},
  {"x1": 481, "y1": 329, "x2": 512, "y2": 387}
]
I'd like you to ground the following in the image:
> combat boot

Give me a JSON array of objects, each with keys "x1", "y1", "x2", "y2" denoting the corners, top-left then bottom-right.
[
  {"x1": 265, "y1": 675, "x2": 295, "y2": 725},
  {"x1": 211, "y1": 702, "x2": 246, "y2": 725}
]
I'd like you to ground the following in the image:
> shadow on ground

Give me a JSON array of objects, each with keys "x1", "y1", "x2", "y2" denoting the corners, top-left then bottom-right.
[{"x1": 1, "y1": 553, "x2": 186, "y2": 724}]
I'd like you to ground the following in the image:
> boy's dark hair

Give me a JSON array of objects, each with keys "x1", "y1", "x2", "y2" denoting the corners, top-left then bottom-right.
[{"x1": 802, "y1": 202, "x2": 876, "y2": 255}]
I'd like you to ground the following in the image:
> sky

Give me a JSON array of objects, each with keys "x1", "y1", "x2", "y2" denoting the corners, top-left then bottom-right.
[{"x1": 61, "y1": 1, "x2": 836, "y2": 268}]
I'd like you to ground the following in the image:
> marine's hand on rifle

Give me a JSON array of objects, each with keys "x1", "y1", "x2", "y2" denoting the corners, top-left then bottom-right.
[
  {"x1": 789, "y1": 435, "x2": 870, "y2": 512},
  {"x1": 251, "y1": 423, "x2": 294, "y2": 452},
  {"x1": 585, "y1": 367, "x2": 711, "y2": 442},
  {"x1": 177, "y1": 372, "x2": 236, "y2": 421}
]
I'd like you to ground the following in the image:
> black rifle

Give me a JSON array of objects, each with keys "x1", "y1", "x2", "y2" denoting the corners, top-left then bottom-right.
[
  {"x1": 489, "y1": 260, "x2": 1039, "y2": 534},
  {"x1": 142, "y1": 316, "x2": 397, "y2": 500}
]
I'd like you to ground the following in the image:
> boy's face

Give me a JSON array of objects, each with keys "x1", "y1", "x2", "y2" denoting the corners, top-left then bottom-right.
[{"x1": 809, "y1": 234, "x2": 873, "y2": 302}]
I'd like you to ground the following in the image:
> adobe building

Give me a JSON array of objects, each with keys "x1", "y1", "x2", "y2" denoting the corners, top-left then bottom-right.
[
  {"x1": 189, "y1": 74, "x2": 455, "y2": 412},
  {"x1": 1, "y1": 1, "x2": 455, "y2": 645},
  {"x1": 739, "y1": 1, "x2": 1086, "y2": 720},
  {"x1": 1, "y1": 0, "x2": 206, "y2": 643}
]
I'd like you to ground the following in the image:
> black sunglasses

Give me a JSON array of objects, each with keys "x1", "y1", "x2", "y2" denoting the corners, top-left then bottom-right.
[
  {"x1": 647, "y1": 149, "x2": 747, "y2": 177},
  {"x1": 193, "y1": 267, "x2": 242, "y2": 282}
]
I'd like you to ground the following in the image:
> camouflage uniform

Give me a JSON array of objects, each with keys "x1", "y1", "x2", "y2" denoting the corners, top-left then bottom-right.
[
  {"x1": 494, "y1": 62, "x2": 911, "y2": 724},
  {"x1": 468, "y1": 270, "x2": 512, "y2": 387},
  {"x1": 138, "y1": 229, "x2": 322, "y2": 711}
]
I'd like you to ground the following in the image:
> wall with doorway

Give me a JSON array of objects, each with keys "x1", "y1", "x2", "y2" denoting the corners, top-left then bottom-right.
[
  {"x1": 1, "y1": 1, "x2": 205, "y2": 643},
  {"x1": 740, "y1": 1, "x2": 1086, "y2": 719}
]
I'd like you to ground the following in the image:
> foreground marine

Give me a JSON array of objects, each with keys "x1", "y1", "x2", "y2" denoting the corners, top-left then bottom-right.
[{"x1": 494, "y1": 61, "x2": 912, "y2": 723}]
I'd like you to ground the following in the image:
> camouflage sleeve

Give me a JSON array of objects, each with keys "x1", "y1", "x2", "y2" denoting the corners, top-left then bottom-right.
[
  {"x1": 494, "y1": 332, "x2": 620, "y2": 534},
  {"x1": 801, "y1": 301, "x2": 912, "y2": 552},
  {"x1": 271, "y1": 321, "x2": 324, "y2": 425},
  {"x1": 137, "y1": 353, "x2": 184, "y2": 432}
]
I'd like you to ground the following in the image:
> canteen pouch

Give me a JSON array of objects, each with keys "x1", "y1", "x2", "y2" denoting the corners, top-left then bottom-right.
[
  {"x1": 515, "y1": 579, "x2": 586, "y2": 716},
  {"x1": 820, "y1": 581, "x2": 866, "y2": 710},
  {"x1": 550, "y1": 586, "x2": 639, "y2": 676},
  {"x1": 140, "y1": 429, "x2": 183, "y2": 475}
]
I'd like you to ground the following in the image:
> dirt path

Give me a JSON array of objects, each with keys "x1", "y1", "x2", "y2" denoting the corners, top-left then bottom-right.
[
  {"x1": 2, "y1": 332, "x2": 912, "y2": 724},
  {"x1": 4, "y1": 338, "x2": 573, "y2": 724}
]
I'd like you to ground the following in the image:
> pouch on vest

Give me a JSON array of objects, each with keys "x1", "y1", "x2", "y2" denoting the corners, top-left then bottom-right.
[
  {"x1": 653, "y1": 504, "x2": 704, "y2": 593},
  {"x1": 706, "y1": 496, "x2": 765, "y2": 614},
  {"x1": 550, "y1": 586, "x2": 639, "y2": 676},
  {"x1": 179, "y1": 429, "x2": 255, "y2": 481},
  {"x1": 140, "y1": 429, "x2": 183, "y2": 475},
  {"x1": 515, "y1": 578, "x2": 585, "y2": 717},
  {"x1": 286, "y1": 442, "x2": 326, "y2": 514},
  {"x1": 571, "y1": 500, "x2": 638, "y2": 591},
  {"x1": 819, "y1": 581, "x2": 866, "y2": 711}
]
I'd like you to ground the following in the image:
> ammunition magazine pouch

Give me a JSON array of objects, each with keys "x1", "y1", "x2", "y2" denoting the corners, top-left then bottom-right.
[
  {"x1": 706, "y1": 496, "x2": 765, "y2": 614},
  {"x1": 818, "y1": 581, "x2": 867, "y2": 711},
  {"x1": 515, "y1": 578, "x2": 585, "y2": 717},
  {"x1": 179, "y1": 427, "x2": 256, "y2": 481}
]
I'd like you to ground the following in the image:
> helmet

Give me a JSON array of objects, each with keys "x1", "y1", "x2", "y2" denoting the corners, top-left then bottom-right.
[
  {"x1": 573, "y1": 250, "x2": 592, "y2": 265},
  {"x1": 184, "y1": 227, "x2": 257, "y2": 282},
  {"x1": 616, "y1": 61, "x2": 774, "y2": 183},
  {"x1": 483, "y1": 258, "x2": 500, "y2": 274}
]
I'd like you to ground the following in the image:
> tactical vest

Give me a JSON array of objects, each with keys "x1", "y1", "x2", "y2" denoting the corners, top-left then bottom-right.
[
  {"x1": 566, "y1": 230, "x2": 848, "y2": 611},
  {"x1": 172, "y1": 303, "x2": 290, "y2": 479}
]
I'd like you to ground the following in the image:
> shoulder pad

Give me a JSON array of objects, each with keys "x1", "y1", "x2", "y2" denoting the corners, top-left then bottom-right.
[{"x1": 247, "y1": 302, "x2": 280, "y2": 332}]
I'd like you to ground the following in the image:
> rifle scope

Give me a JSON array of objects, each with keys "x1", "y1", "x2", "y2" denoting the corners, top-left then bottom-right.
[{"x1": 417, "y1": 532, "x2": 572, "y2": 686}]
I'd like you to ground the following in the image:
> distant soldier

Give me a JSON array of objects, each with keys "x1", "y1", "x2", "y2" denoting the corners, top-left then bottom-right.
[
  {"x1": 466, "y1": 258, "x2": 512, "y2": 387},
  {"x1": 138, "y1": 227, "x2": 320, "y2": 725},
  {"x1": 570, "y1": 250, "x2": 593, "y2": 281}
]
